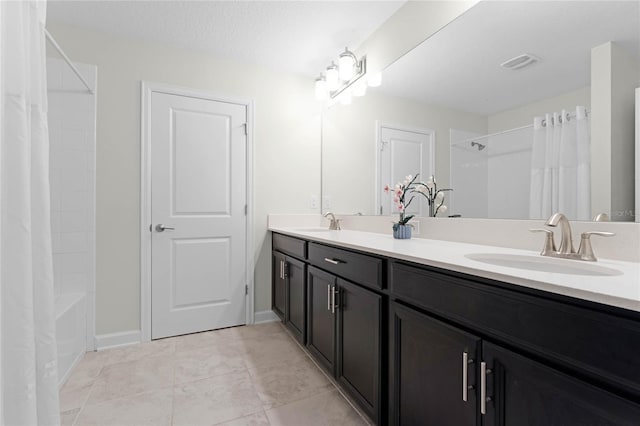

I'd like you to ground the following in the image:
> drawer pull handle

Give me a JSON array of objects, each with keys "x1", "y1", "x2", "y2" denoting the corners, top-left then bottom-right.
[
  {"x1": 463, "y1": 352, "x2": 474, "y2": 402},
  {"x1": 324, "y1": 257, "x2": 343, "y2": 265},
  {"x1": 480, "y1": 362, "x2": 492, "y2": 415}
]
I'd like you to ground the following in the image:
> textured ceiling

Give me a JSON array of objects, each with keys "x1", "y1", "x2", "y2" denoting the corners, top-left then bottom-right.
[
  {"x1": 46, "y1": 0, "x2": 405, "y2": 77},
  {"x1": 380, "y1": 1, "x2": 640, "y2": 116}
]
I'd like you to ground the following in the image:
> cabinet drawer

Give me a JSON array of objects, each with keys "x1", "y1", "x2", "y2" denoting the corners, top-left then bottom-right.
[
  {"x1": 308, "y1": 243, "x2": 383, "y2": 290},
  {"x1": 272, "y1": 233, "x2": 307, "y2": 260},
  {"x1": 390, "y1": 261, "x2": 640, "y2": 398}
]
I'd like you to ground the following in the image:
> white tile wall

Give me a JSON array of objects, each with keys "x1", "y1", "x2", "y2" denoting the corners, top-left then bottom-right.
[{"x1": 48, "y1": 57, "x2": 97, "y2": 383}]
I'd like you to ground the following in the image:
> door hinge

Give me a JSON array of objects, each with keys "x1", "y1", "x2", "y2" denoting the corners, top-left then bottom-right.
[
  {"x1": 245, "y1": 285, "x2": 248, "y2": 295},
  {"x1": 243, "y1": 123, "x2": 248, "y2": 136}
]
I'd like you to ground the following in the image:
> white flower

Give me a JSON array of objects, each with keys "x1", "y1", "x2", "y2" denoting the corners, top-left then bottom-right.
[
  {"x1": 439, "y1": 205, "x2": 448, "y2": 214},
  {"x1": 435, "y1": 191, "x2": 445, "y2": 202},
  {"x1": 415, "y1": 184, "x2": 427, "y2": 194}
]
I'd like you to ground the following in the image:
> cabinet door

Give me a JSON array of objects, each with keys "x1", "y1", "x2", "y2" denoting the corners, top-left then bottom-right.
[
  {"x1": 390, "y1": 302, "x2": 480, "y2": 426},
  {"x1": 285, "y1": 256, "x2": 306, "y2": 344},
  {"x1": 483, "y1": 342, "x2": 640, "y2": 426},
  {"x1": 336, "y1": 278, "x2": 382, "y2": 424},
  {"x1": 272, "y1": 251, "x2": 287, "y2": 321},
  {"x1": 306, "y1": 266, "x2": 336, "y2": 375}
]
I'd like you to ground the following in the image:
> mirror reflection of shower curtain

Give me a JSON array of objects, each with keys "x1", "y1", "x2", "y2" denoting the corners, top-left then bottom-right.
[{"x1": 529, "y1": 106, "x2": 590, "y2": 220}]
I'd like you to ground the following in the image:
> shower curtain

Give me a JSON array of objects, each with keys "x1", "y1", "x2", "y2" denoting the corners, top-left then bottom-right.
[
  {"x1": 529, "y1": 106, "x2": 591, "y2": 220},
  {"x1": 1, "y1": 1, "x2": 61, "y2": 424}
]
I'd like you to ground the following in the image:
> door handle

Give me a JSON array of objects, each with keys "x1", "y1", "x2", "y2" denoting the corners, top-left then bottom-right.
[
  {"x1": 462, "y1": 352, "x2": 474, "y2": 402},
  {"x1": 331, "y1": 286, "x2": 338, "y2": 313},
  {"x1": 327, "y1": 284, "x2": 331, "y2": 311},
  {"x1": 280, "y1": 260, "x2": 284, "y2": 279},
  {"x1": 155, "y1": 224, "x2": 175, "y2": 232},
  {"x1": 324, "y1": 258, "x2": 343, "y2": 265},
  {"x1": 480, "y1": 361, "x2": 492, "y2": 415}
]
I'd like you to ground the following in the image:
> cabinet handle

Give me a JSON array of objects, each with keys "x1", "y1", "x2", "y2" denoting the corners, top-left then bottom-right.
[
  {"x1": 462, "y1": 352, "x2": 474, "y2": 402},
  {"x1": 324, "y1": 257, "x2": 342, "y2": 265},
  {"x1": 280, "y1": 260, "x2": 284, "y2": 279},
  {"x1": 327, "y1": 284, "x2": 331, "y2": 311},
  {"x1": 331, "y1": 286, "x2": 338, "y2": 313},
  {"x1": 480, "y1": 362, "x2": 492, "y2": 415}
]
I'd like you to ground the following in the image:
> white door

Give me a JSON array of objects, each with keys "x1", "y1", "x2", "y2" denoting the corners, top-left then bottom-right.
[
  {"x1": 379, "y1": 125, "x2": 434, "y2": 215},
  {"x1": 150, "y1": 91, "x2": 247, "y2": 339}
]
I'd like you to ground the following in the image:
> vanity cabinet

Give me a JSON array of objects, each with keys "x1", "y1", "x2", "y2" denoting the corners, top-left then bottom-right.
[
  {"x1": 306, "y1": 243, "x2": 384, "y2": 424},
  {"x1": 272, "y1": 231, "x2": 640, "y2": 426},
  {"x1": 272, "y1": 234, "x2": 307, "y2": 344},
  {"x1": 389, "y1": 260, "x2": 640, "y2": 425},
  {"x1": 390, "y1": 302, "x2": 479, "y2": 426}
]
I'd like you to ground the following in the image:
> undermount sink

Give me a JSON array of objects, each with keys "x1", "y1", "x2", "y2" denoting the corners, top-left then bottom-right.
[
  {"x1": 294, "y1": 228, "x2": 332, "y2": 233},
  {"x1": 465, "y1": 253, "x2": 623, "y2": 276}
]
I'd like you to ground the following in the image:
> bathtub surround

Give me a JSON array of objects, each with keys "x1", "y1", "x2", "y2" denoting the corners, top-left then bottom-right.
[
  {"x1": 0, "y1": 1, "x2": 60, "y2": 424},
  {"x1": 47, "y1": 57, "x2": 97, "y2": 382}
]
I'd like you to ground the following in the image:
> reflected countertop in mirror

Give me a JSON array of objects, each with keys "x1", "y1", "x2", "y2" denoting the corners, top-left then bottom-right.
[{"x1": 321, "y1": 0, "x2": 640, "y2": 222}]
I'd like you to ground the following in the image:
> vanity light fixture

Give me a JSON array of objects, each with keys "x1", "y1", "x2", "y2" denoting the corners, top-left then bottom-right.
[{"x1": 315, "y1": 46, "x2": 375, "y2": 103}]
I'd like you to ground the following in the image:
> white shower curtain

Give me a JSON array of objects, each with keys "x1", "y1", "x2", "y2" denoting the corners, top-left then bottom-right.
[
  {"x1": 529, "y1": 106, "x2": 591, "y2": 220},
  {"x1": 1, "y1": 1, "x2": 61, "y2": 425}
]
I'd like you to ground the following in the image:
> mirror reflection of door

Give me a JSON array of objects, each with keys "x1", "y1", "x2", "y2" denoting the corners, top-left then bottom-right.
[{"x1": 378, "y1": 124, "x2": 434, "y2": 216}]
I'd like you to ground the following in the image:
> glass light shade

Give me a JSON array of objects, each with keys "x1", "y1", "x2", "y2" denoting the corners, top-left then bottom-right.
[
  {"x1": 367, "y1": 71, "x2": 382, "y2": 87},
  {"x1": 338, "y1": 49, "x2": 356, "y2": 81},
  {"x1": 339, "y1": 92, "x2": 352, "y2": 105},
  {"x1": 352, "y1": 79, "x2": 367, "y2": 97},
  {"x1": 326, "y1": 62, "x2": 340, "y2": 91},
  {"x1": 315, "y1": 76, "x2": 327, "y2": 100}
]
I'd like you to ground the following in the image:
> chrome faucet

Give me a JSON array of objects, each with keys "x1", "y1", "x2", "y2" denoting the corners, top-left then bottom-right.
[
  {"x1": 324, "y1": 212, "x2": 341, "y2": 230},
  {"x1": 530, "y1": 212, "x2": 614, "y2": 261},
  {"x1": 545, "y1": 212, "x2": 575, "y2": 254}
]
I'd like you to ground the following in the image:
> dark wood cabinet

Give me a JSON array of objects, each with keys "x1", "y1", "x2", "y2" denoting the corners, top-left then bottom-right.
[
  {"x1": 272, "y1": 234, "x2": 307, "y2": 344},
  {"x1": 306, "y1": 266, "x2": 336, "y2": 374},
  {"x1": 272, "y1": 251, "x2": 287, "y2": 321},
  {"x1": 284, "y1": 257, "x2": 306, "y2": 344},
  {"x1": 389, "y1": 301, "x2": 480, "y2": 426},
  {"x1": 272, "y1": 232, "x2": 640, "y2": 426},
  {"x1": 337, "y1": 278, "x2": 382, "y2": 423},
  {"x1": 483, "y1": 341, "x2": 640, "y2": 426}
]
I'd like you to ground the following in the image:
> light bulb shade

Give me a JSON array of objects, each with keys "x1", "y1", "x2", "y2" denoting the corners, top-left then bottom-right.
[
  {"x1": 315, "y1": 76, "x2": 327, "y2": 100},
  {"x1": 352, "y1": 79, "x2": 367, "y2": 97},
  {"x1": 367, "y1": 71, "x2": 382, "y2": 87},
  {"x1": 326, "y1": 63, "x2": 340, "y2": 91},
  {"x1": 338, "y1": 48, "x2": 356, "y2": 81}
]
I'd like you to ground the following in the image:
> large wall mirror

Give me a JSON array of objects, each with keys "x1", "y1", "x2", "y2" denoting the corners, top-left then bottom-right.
[{"x1": 321, "y1": 1, "x2": 640, "y2": 222}]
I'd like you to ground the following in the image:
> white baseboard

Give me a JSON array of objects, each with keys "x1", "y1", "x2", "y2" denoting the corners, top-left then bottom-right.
[
  {"x1": 95, "y1": 329, "x2": 141, "y2": 351},
  {"x1": 254, "y1": 310, "x2": 279, "y2": 324}
]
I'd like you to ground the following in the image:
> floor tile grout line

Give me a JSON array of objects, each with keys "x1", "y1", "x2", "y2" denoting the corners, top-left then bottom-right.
[{"x1": 277, "y1": 322, "x2": 374, "y2": 425}]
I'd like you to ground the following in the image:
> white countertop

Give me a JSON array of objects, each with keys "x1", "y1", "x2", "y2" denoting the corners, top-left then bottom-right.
[{"x1": 269, "y1": 226, "x2": 640, "y2": 313}]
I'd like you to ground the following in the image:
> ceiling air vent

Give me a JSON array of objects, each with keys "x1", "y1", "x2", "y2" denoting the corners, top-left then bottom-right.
[{"x1": 500, "y1": 53, "x2": 540, "y2": 70}]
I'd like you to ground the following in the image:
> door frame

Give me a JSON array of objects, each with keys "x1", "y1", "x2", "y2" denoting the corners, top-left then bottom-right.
[
  {"x1": 139, "y1": 81, "x2": 254, "y2": 342},
  {"x1": 374, "y1": 121, "x2": 435, "y2": 215}
]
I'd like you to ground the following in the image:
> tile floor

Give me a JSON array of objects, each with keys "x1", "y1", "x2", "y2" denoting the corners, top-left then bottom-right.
[{"x1": 60, "y1": 322, "x2": 370, "y2": 426}]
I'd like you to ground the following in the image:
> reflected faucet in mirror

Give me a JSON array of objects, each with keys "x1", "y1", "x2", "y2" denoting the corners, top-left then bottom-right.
[{"x1": 530, "y1": 213, "x2": 615, "y2": 261}]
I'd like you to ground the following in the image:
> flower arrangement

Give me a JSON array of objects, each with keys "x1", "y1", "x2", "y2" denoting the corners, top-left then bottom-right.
[
  {"x1": 384, "y1": 174, "x2": 419, "y2": 231},
  {"x1": 413, "y1": 175, "x2": 453, "y2": 217}
]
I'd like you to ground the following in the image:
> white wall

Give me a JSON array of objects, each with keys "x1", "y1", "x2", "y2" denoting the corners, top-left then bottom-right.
[
  {"x1": 592, "y1": 41, "x2": 639, "y2": 221},
  {"x1": 487, "y1": 86, "x2": 590, "y2": 133},
  {"x1": 46, "y1": 23, "x2": 321, "y2": 335}
]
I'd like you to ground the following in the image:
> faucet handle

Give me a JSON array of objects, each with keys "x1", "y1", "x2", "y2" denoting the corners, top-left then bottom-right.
[
  {"x1": 529, "y1": 228, "x2": 557, "y2": 256},
  {"x1": 577, "y1": 231, "x2": 615, "y2": 261}
]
